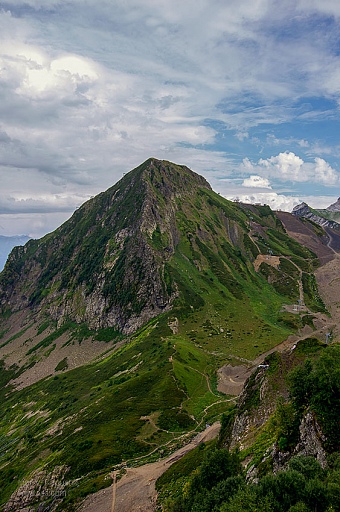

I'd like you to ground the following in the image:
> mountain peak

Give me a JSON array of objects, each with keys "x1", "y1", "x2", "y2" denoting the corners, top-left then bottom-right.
[
  {"x1": 292, "y1": 200, "x2": 340, "y2": 229},
  {"x1": 327, "y1": 197, "x2": 340, "y2": 212},
  {"x1": 137, "y1": 157, "x2": 211, "y2": 195},
  {"x1": 0, "y1": 159, "x2": 212, "y2": 335},
  {"x1": 292, "y1": 202, "x2": 310, "y2": 214}
]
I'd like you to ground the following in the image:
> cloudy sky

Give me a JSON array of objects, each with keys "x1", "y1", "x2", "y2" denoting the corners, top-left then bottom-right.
[{"x1": 0, "y1": 0, "x2": 339, "y2": 237}]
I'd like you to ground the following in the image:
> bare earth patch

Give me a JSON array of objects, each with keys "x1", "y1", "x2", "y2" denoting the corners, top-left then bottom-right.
[
  {"x1": 0, "y1": 314, "x2": 120, "y2": 389},
  {"x1": 217, "y1": 365, "x2": 253, "y2": 395},
  {"x1": 276, "y1": 211, "x2": 335, "y2": 265},
  {"x1": 315, "y1": 254, "x2": 340, "y2": 343},
  {"x1": 253, "y1": 254, "x2": 281, "y2": 272},
  {"x1": 79, "y1": 422, "x2": 220, "y2": 512}
]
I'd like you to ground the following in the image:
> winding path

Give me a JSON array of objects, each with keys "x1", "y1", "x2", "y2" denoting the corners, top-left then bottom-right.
[
  {"x1": 80, "y1": 237, "x2": 339, "y2": 512},
  {"x1": 111, "y1": 472, "x2": 116, "y2": 512}
]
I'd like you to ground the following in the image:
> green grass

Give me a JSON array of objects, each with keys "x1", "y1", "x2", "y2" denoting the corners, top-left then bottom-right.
[
  {"x1": 240, "y1": 418, "x2": 277, "y2": 469},
  {"x1": 156, "y1": 439, "x2": 216, "y2": 489},
  {"x1": 55, "y1": 357, "x2": 68, "y2": 371},
  {"x1": 0, "y1": 164, "x2": 327, "y2": 509},
  {"x1": 37, "y1": 320, "x2": 52, "y2": 336},
  {"x1": 0, "y1": 311, "x2": 235, "y2": 506},
  {"x1": 0, "y1": 324, "x2": 33, "y2": 348},
  {"x1": 302, "y1": 273, "x2": 328, "y2": 313}
]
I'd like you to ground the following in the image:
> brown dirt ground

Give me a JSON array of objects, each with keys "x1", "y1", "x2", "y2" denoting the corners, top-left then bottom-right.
[
  {"x1": 276, "y1": 211, "x2": 335, "y2": 265},
  {"x1": 315, "y1": 254, "x2": 340, "y2": 342},
  {"x1": 253, "y1": 254, "x2": 280, "y2": 272},
  {"x1": 217, "y1": 365, "x2": 253, "y2": 395},
  {"x1": 0, "y1": 312, "x2": 121, "y2": 389},
  {"x1": 79, "y1": 422, "x2": 221, "y2": 512}
]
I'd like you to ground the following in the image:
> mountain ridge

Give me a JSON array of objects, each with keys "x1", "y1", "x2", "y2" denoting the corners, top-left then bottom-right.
[
  {"x1": 292, "y1": 201, "x2": 340, "y2": 229},
  {"x1": 0, "y1": 158, "x2": 338, "y2": 511},
  {"x1": 0, "y1": 235, "x2": 31, "y2": 272},
  {"x1": 326, "y1": 197, "x2": 340, "y2": 212},
  {"x1": 0, "y1": 159, "x2": 212, "y2": 334}
]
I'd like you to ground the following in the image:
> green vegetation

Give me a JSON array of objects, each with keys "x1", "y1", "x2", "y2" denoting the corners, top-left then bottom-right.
[
  {"x1": 157, "y1": 344, "x2": 340, "y2": 512},
  {"x1": 26, "y1": 321, "x2": 98, "y2": 355},
  {"x1": 302, "y1": 273, "x2": 328, "y2": 313},
  {"x1": 0, "y1": 313, "x2": 233, "y2": 507},
  {"x1": 0, "y1": 159, "x2": 331, "y2": 510},
  {"x1": 55, "y1": 357, "x2": 68, "y2": 371},
  {"x1": 259, "y1": 261, "x2": 299, "y2": 300},
  {"x1": 0, "y1": 323, "x2": 33, "y2": 348},
  {"x1": 95, "y1": 326, "x2": 122, "y2": 342},
  {"x1": 158, "y1": 446, "x2": 340, "y2": 512},
  {"x1": 288, "y1": 345, "x2": 340, "y2": 451}
]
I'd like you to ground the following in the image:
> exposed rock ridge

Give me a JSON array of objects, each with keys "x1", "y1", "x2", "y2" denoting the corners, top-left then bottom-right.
[
  {"x1": 326, "y1": 197, "x2": 340, "y2": 212},
  {"x1": 0, "y1": 159, "x2": 211, "y2": 334},
  {"x1": 4, "y1": 466, "x2": 69, "y2": 512},
  {"x1": 269, "y1": 410, "x2": 327, "y2": 475},
  {"x1": 292, "y1": 201, "x2": 340, "y2": 229}
]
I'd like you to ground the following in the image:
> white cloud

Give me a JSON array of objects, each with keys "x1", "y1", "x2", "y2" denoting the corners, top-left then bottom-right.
[
  {"x1": 235, "y1": 131, "x2": 249, "y2": 141},
  {"x1": 242, "y1": 175, "x2": 272, "y2": 188},
  {"x1": 224, "y1": 191, "x2": 340, "y2": 214},
  {"x1": 314, "y1": 157, "x2": 338, "y2": 185},
  {"x1": 0, "y1": 2, "x2": 339, "y2": 235},
  {"x1": 258, "y1": 152, "x2": 304, "y2": 181},
  {"x1": 0, "y1": 193, "x2": 89, "y2": 214},
  {"x1": 0, "y1": 212, "x2": 73, "y2": 238},
  {"x1": 246, "y1": 152, "x2": 339, "y2": 185},
  {"x1": 226, "y1": 191, "x2": 301, "y2": 212},
  {"x1": 296, "y1": 0, "x2": 340, "y2": 18},
  {"x1": 298, "y1": 139, "x2": 310, "y2": 148}
]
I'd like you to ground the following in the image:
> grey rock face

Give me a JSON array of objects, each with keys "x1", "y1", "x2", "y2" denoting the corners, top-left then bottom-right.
[
  {"x1": 292, "y1": 202, "x2": 339, "y2": 229},
  {"x1": 4, "y1": 466, "x2": 68, "y2": 512},
  {"x1": 327, "y1": 197, "x2": 340, "y2": 212}
]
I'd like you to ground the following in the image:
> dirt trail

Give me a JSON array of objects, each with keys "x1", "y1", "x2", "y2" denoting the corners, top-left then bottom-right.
[
  {"x1": 315, "y1": 253, "x2": 340, "y2": 342},
  {"x1": 218, "y1": 243, "x2": 339, "y2": 396},
  {"x1": 111, "y1": 472, "x2": 116, "y2": 512},
  {"x1": 217, "y1": 304, "x2": 334, "y2": 396},
  {"x1": 79, "y1": 422, "x2": 220, "y2": 512},
  {"x1": 80, "y1": 230, "x2": 339, "y2": 512}
]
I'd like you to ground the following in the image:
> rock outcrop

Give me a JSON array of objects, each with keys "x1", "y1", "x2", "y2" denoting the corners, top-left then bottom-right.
[
  {"x1": 292, "y1": 201, "x2": 340, "y2": 229},
  {"x1": 0, "y1": 159, "x2": 211, "y2": 334},
  {"x1": 4, "y1": 466, "x2": 69, "y2": 512},
  {"x1": 270, "y1": 410, "x2": 327, "y2": 474},
  {"x1": 326, "y1": 197, "x2": 340, "y2": 212}
]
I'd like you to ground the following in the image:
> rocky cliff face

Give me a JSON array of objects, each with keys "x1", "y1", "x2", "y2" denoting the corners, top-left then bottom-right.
[
  {"x1": 229, "y1": 364, "x2": 278, "y2": 452},
  {"x1": 4, "y1": 466, "x2": 68, "y2": 512},
  {"x1": 228, "y1": 344, "x2": 334, "y2": 479},
  {"x1": 292, "y1": 201, "x2": 340, "y2": 229},
  {"x1": 259, "y1": 409, "x2": 327, "y2": 480},
  {"x1": 326, "y1": 197, "x2": 340, "y2": 212},
  {"x1": 0, "y1": 159, "x2": 211, "y2": 334}
]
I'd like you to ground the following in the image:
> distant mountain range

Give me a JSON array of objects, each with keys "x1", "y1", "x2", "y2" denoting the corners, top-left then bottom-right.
[
  {"x1": 0, "y1": 235, "x2": 31, "y2": 272},
  {"x1": 292, "y1": 197, "x2": 340, "y2": 229}
]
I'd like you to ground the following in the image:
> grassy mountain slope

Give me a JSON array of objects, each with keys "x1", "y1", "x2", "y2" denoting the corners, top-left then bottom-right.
[
  {"x1": 0, "y1": 236, "x2": 31, "y2": 272},
  {"x1": 0, "y1": 159, "x2": 329, "y2": 510},
  {"x1": 156, "y1": 340, "x2": 340, "y2": 512},
  {"x1": 317, "y1": 209, "x2": 340, "y2": 223}
]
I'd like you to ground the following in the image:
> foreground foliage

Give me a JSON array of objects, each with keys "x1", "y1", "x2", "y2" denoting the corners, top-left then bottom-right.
[
  {"x1": 157, "y1": 344, "x2": 340, "y2": 512},
  {"x1": 157, "y1": 448, "x2": 340, "y2": 512}
]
